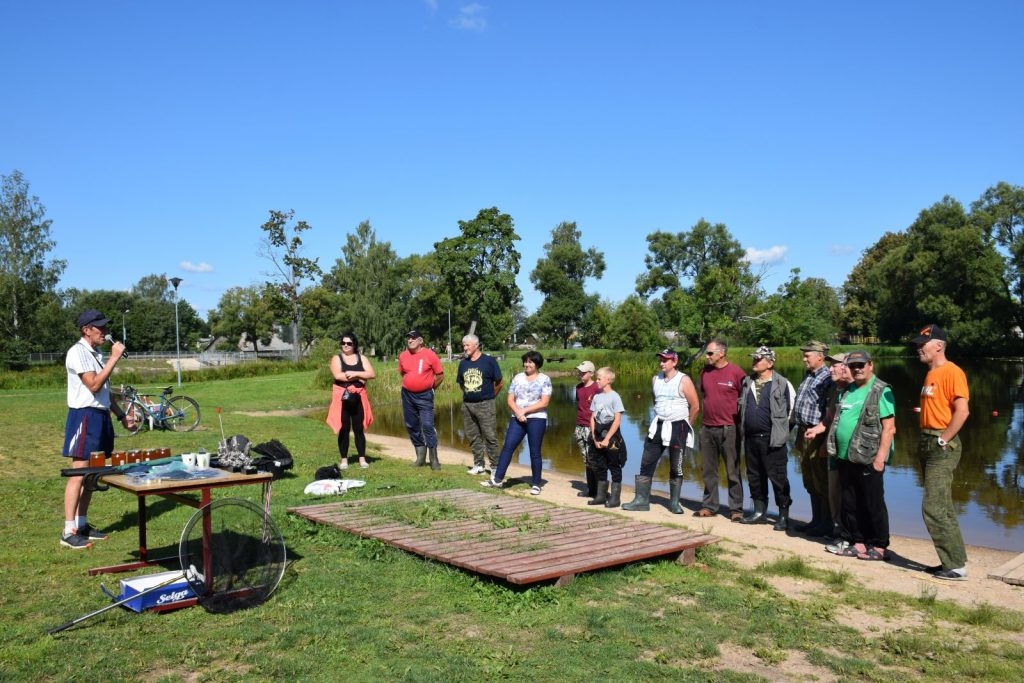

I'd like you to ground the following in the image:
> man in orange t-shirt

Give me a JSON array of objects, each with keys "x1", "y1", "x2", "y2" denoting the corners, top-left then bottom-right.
[
  {"x1": 914, "y1": 324, "x2": 970, "y2": 581},
  {"x1": 398, "y1": 329, "x2": 445, "y2": 469}
]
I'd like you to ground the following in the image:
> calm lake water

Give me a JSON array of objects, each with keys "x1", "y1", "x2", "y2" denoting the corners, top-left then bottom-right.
[{"x1": 366, "y1": 358, "x2": 1024, "y2": 552}]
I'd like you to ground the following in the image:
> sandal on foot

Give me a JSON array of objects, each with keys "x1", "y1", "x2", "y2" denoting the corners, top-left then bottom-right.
[
  {"x1": 857, "y1": 547, "x2": 886, "y2": 561},
  {"x1": 836, "y1": 545, "x2": 862, "y2": 557},
  {"x1": 693, "y1": 508, "x2": 715, "y2": 518}
]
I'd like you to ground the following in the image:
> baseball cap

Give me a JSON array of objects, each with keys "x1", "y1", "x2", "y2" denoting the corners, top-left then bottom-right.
[
  {"x1": 800, "y1": 340, "x2": 829, "y2": 353},
  {"x1": 750, "y1": 345, "x2": 776, "y2": 362},
  {"x1": 825, "y1": 351, "x2": 849, "y2": 364},
  {"x1": 655, "y1": 348, "x2": 678, "y2": 360},
  {"x1": 76, "y1": 309, "x2": 110, "y2": 328},
  {"x1": 845, "y1": 350, "x2": 872, "y2": 365},
  {"x1": 912, "y1": 324, "x2": 947, "y2": 344},
  {"x1": 406, "y1": 329, "x2": 423, "y2": 339},
  {"x1": 576, "y1": 360, "x2": 596, "y2": 373}
]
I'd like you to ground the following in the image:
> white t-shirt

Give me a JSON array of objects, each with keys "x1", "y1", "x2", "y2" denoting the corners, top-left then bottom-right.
[
  {"x1": 66, "y1": 338, "x2": 111, "y2": 409},
  {"x1": 508, "y1": 372, "x2": 553, "y2": 419}
]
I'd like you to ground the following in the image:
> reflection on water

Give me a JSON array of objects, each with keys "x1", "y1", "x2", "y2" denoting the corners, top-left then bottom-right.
[{"x1": 368, "y1": 358, "x2": 1024, "y2": 551}]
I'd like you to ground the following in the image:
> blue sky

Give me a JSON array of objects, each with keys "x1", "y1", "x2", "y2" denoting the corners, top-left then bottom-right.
[{"x1": 3, "y1": 1, "x2": 1022, "y2": 322}]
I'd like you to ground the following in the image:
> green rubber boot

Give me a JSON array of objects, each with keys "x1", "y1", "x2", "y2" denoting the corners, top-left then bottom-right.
[
  {"x1": 623, "y1": 476, "x2": 652, "y2": 512},
  {"x1": 669, "y1": 478, "x2": 684, "y2": 514}
]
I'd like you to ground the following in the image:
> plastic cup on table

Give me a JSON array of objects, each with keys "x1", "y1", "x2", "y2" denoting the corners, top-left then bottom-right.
[{"x1": 181, "y1": 452, "x2": 196, "y2": 468}]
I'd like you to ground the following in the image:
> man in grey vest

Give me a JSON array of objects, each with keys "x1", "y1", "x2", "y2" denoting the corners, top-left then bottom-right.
[{"x1": 824, "y1": 350, "x2": 895, "y2": 560}]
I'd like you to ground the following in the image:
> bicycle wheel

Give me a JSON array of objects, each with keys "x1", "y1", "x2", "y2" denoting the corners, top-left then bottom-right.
[
  {"x1": 123, "y1": 399, "x2": 150, "y2": 435},
  {"x1": 166, "y1": 395, "x2": 201, "y2": 432}
]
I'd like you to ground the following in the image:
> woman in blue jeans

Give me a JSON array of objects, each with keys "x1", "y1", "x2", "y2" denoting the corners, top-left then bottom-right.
[{"x1": 483, "y1": 351, "x2": 552, "y2": 495}]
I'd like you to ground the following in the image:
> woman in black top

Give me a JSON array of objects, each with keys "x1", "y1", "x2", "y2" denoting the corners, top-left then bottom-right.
[{"x1": 329, "y1": 332, "x2": 376, "y2": 469}]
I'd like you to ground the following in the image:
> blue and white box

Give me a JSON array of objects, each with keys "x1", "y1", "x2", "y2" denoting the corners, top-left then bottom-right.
[{"x1": 117, "y1": 570, "x2": 195, "y2": 612}]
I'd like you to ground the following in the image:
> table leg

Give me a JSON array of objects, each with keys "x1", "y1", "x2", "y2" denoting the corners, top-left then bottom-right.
[{"x1": 138, "y1": 494, "x2": 148, "y2": 563}]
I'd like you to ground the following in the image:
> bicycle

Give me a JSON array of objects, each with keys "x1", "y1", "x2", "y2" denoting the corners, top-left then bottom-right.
[{"x1": 119, "y1": 385, "x2": 201, "y2": 435}]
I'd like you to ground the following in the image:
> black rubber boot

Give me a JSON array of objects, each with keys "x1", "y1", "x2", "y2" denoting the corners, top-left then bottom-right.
[
  {"x1": 623, "y1": 476, "x2": 652, "y2": 512},
  {"x1": 605, "y1": 482, "x2": 621, "y2": 508},
  {"x1": 741, "y1": 500, "x2": 767, "y2": 524},
  {"x1": 411, "y1": 446, "x2": 427, "y2": 467},
  {"x1": 428, "y1": 447, "x2": 440, "y2": 471},
  {"x1": 793, "y1": 495, "x2": 821, "y2": 534},
  {"x1": 579, "y1": 468, "x2": 598, "y2": 498},
  {"x1": 808, "y1": 498, "x2": 835, "y2": 536},
  {"x1": 588, "y1": 481, "x2": 609, "y2": 506},
  {"x1": 773, "y1": 505, "x2": 790, "y2": 532},
  {"x1": 669, "y1": 478, "x2": 684, "y2": 514}
]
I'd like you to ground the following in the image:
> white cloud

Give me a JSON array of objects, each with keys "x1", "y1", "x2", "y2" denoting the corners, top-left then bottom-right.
[
  {"x1": 180, "y1": 261, "x2": 214, "y2": 273},
  {"x1": 450, "y1": 3, "x2": 487, "y2": 31},
  {"x1": 744, "y1": 246, "x2": 787, "y2": 265}
]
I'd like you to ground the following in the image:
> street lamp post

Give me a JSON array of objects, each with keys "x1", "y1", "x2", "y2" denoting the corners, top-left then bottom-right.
[
  {"x1": 122, "y1": 309, "x2": 129, "y2": 344},
  {"x1": 169, "y1": 277, "x2": 183, "y2": 386}
]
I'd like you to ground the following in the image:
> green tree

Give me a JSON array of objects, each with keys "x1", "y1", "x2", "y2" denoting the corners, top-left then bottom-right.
[
  {"x1": 435, "y1": 207, "x2": 522, "y2": 350},
  {"x1": 0, "y1": 170, "x2": 67, "y2": 367},
  {"x1": 606, "y1": 295, "x2": 663, "y2": 351},
  {"x1": 636, "y1": 219, "x2": 761, "y2": 343},
  {"x1": 260, "y1": 209, "x2": 323, "y2": 359},
  {"x1": 400, "y1": 252, "x2": 452, "y2": 345},
  {"x1": 840, "y1": 231, "x2": 908, "y2": 342},
  {"x1": 67, "y1": 277, "x2": 207, "y2": 353},
  {"x1": 132, "y1": 274, "x2": 175, "y2": 303},
  {"x1": 529, "y1": 221, "x2": 606, "y2": 349},
  {"x1": 577, "y1": 299, "x2": 614, "y2": 348},
  {"x1": 749, "y1": 270, "x2": 841, "y2": 345},
  {"x1": 971, "y1": 181, "x2": 1024, "y2": 334},
  {"x1": 324, "y1": 221, "x2": 409, "y2": 356},
  {"x1": 846, "y1": 197, "x2": 1011, "y2": 348},
  {"x1": 208, "y1": 285, "x2": 280, "y2": 356}
]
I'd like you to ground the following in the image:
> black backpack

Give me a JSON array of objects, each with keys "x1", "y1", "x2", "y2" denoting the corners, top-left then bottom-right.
[{"x1": 250, "y1": 439, "x2": 295, "y2": 479}]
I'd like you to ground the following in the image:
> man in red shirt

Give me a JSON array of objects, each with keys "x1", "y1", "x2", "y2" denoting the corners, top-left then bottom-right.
[
  {"x1": 696, "y1": 339, "x2": 748, "y2": 521},
  {"x1": 398, "y1": 329, "x2": 445, "y2": 469}
]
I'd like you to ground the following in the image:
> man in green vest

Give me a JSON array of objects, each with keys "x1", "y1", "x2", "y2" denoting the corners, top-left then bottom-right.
[{"x1": 824, "y1": 350, "x2": 895, "y2": 561}]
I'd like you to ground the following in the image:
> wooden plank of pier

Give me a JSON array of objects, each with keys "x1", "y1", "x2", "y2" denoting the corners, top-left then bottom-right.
[{"x1": 988, "y1": 552, "x2": 1024, "y2": 586}]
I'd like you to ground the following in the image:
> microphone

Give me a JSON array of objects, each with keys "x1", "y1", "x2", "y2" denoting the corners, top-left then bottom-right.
[{"x1": 105, "y1": 334, "x2": 129, "y2": 358}]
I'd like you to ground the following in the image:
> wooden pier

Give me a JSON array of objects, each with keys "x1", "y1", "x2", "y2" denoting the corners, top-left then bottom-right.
[{"x1": 289, "y1": 488, "x2": 719, "y2": 587}]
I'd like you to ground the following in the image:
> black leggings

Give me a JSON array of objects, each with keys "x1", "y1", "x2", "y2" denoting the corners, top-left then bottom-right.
[{"x1": 338, "y1": 399, "x2": 366, "y2": 459}]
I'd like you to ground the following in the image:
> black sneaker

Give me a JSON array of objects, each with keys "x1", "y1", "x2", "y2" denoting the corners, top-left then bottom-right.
[
  {"x1": 78, "y1": 524, "x2": 108, "y2": 541},
  {"x1": 933, "y1": 568, "x2": 967, "y2": 581},
  {"x1": 60, "y1": 532, "x2": 92, "y2": 550}
]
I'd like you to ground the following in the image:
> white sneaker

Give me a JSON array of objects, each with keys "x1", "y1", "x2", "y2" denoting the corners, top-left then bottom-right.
[
  {"x1": 467, "y1": 465, "x2": 487, "y2": 475},
  {"x1": 481, "y1": 477, "x2": 503, "y2": 488},
  {"x1": 825, "y1": 540, "x2": 850, "y2": 555}
]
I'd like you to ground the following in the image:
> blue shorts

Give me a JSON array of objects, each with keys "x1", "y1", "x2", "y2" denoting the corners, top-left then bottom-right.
[{"x1": 63, "y1": 407, "x2": 114, "y2": 459}]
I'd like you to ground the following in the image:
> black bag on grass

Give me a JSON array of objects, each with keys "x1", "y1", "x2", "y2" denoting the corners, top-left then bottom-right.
[{"x1": 315, "y1": 464, "x2": 342, "y2": 480}]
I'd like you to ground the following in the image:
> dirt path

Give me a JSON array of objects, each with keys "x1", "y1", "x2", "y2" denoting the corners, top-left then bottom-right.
[{"x1": 365, "y1": 433, "x2": 1024, "y2": 611}]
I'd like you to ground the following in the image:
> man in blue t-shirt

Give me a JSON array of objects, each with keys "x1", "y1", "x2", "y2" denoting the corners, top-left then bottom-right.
[{"x1": 457, "y1": 334, "x2": 504, "y2": 475}]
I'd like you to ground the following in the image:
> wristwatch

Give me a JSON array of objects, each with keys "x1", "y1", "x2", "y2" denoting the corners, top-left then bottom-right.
[{"x1": 937, "y1": 437, "x2": 947, "y2": 448}]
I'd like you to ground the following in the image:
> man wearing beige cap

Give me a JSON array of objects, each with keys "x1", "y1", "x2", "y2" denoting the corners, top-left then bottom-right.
[
  {"x1": 805, "y1": 351, "x2": 853, "y2": 541},
  {"x1": 573, "y1": 361, "x2": 602, "y2": 499},
  {"x1": 792, "y1": 340, "x2": 834, "y2": 537}
]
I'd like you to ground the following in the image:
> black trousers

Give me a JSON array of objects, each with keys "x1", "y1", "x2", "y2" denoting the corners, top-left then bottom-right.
[
  {"x1": 744, "y1": 434, "x2": 791, "y2": 509},
  {"x1": 837, "y1": 458, "x2": 890, "y2": 549}
]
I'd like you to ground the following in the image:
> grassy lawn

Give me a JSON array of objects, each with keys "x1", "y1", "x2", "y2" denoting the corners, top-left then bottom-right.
[{"x1": 1, "y1": 370, "x2": 1022, "y2": 682}]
